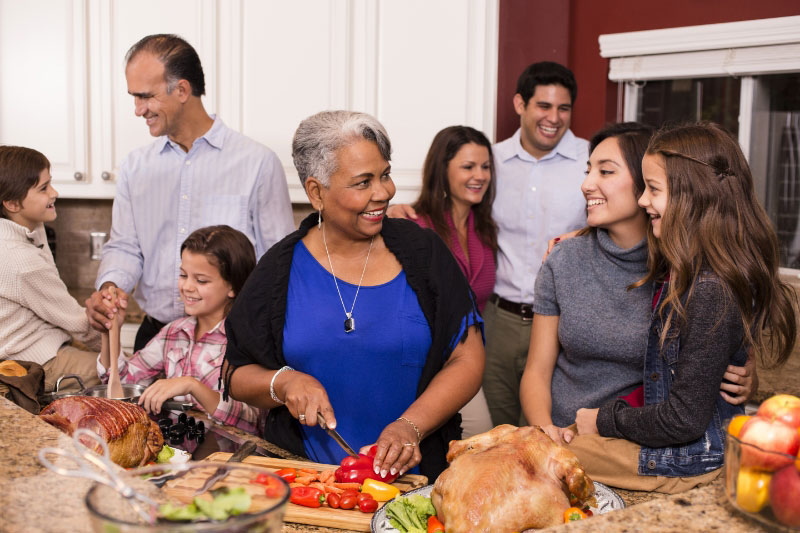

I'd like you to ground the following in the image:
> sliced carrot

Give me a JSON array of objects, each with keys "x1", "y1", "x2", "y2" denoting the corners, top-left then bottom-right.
[
  {"x1": 309, "y1": 481, "x2": 327, "y2": 492},
  {"x1": 324, "y1": 486, "x2": 344, "y2": 495},
  {"x1": 333, "y1": 482, "x2": 362, "y2": 490},
  {"x1": 295, "y1": 476, "x2": 316, "y2": 485},
  {"x1": 298, "y1": 468, "x2": 319, "y2": 476},
  {"x1": 319, "y1": 470, "x2": 334, "y2": 483},
  {"x1": 289, "y1": 482, "x2": 305, "y2": 488}
]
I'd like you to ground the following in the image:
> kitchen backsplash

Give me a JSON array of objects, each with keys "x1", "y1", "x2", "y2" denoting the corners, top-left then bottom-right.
[{"x1": 51, "y1": 199, "x2": 314, "y2": 289}]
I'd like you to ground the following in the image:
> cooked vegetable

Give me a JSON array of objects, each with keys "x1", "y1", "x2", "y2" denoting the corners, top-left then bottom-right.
[
  {"x1": 385, "y1": 494, "x2": 436, "y2": 533},
  {"x1": 564, "y1": 506, "x2": 588, "y2": 522},
  {"x1": 362, "y1": 478, "x2": 400, "y2": 501},
  {"x1": 427, "y1": 515, "x2": 445, "y2": 533},
  {"x1": 290, "y1": 486, "x2": 325, "y2": 508},
  {"x1": 159, "y1": 487, "x2": 251, "y2": 522}
]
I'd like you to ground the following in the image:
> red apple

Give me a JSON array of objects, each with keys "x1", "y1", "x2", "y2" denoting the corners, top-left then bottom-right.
[
  {"x1": 769, "y1": 464, "x2": 800, "y2": 527},
  {"x1": 738, "y1": 416, "x2": 800, "y2": 471},
  {"x1": 757, "y1": 394, "x2": 800, "y2": 429}
]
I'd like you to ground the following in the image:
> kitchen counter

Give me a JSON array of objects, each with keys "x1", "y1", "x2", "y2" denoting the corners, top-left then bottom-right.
[{"x1": 0, "y1": 396, "x2": 780, "y2": 533}]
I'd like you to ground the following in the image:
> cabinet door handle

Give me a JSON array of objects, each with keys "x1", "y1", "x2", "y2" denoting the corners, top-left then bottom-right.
[
  {"x1": 73, "y1": 171, "x2": 84, "y2": 181},
  {"x1": 101, "y1": 171, "x2": 112, "y2": 181}
]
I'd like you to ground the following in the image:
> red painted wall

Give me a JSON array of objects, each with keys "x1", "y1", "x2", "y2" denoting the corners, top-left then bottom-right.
[{"x1": 496, "y1": 0, "x2": 800, "y2": 143}]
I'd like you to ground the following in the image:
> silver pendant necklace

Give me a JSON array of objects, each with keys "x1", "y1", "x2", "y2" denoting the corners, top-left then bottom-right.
[{"x1": 321, "y1": 222, "x2": 374, "y2": 333}]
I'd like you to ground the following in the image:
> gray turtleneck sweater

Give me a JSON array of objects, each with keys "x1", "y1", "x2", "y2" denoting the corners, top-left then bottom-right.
[{"x1": 533, "y1": 228, "x2": 652, "y2": 427}]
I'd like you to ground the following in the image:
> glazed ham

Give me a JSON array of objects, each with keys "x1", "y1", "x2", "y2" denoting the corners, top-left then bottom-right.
[
  {"x1": 40, "y1": 397, "x2": 163, "y2": 468},
  {"x1": 431, "y1": 425, "x2": 595, "y2": 532}
]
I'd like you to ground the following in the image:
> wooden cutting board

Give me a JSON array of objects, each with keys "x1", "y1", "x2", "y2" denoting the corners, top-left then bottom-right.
[{"x1": 162, "y1": 452, "x2": 428, "y2": 532}]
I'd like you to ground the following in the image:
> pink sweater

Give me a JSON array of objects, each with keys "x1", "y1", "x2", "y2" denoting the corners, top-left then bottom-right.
[{"x1": 414, "y1": 211, "x2": 495, "y2": 311}]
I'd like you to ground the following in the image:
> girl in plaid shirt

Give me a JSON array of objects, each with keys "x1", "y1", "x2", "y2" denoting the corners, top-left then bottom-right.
[{"x1": 98, "y1": 225, "x2": 261, "y2": 434}]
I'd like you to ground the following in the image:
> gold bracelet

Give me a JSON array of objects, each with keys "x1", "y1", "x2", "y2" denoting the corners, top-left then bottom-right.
[{"x1": 396, "y1": 416, "x2": 422, "y2": 443}]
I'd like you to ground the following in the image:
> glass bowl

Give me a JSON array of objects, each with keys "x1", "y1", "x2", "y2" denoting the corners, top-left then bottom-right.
[
  {"x1": 85, "y1": 461, "x2": 289, "y2": 532},
  {"x1": 725, "y1": 433, "x2": 800, "y2": 531}
]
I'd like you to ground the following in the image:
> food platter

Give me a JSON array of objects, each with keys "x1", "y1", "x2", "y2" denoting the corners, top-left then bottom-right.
[{"x1": 370, "y1": 482, "x2": 625, "y2": 532}]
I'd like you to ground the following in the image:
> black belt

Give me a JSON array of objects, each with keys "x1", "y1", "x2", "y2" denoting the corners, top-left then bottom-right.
[{"x1": 489, "y1": 294, "x2": 534, "y2": 321}]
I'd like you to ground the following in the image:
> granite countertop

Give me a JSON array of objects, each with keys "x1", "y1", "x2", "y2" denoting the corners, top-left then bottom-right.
[{"x1": 0, "y1": 396, "x2": 783, "y2": 533}]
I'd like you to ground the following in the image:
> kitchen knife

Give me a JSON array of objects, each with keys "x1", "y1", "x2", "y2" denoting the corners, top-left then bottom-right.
[
  {"x1": 193, "y1": 440, "x2": 257, "y2": 495},
  {"x1": 317, "y1": 412, "x2": 359, "y2": 457}
]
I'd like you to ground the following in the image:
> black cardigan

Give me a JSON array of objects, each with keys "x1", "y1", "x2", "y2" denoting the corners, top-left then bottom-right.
[{"x1": 222, "y1": 213, "x2": 481, "y2": 480}]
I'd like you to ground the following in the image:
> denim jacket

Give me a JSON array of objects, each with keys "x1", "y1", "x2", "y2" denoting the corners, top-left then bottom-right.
[{"x1": 597, "y1": 273, "x2": 747, "y2": 477}]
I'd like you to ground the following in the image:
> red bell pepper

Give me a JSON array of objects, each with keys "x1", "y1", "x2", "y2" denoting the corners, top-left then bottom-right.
[
  {"x1": 334, "y1": 445, "x2": 398, "y2": 484},
  {"x1": 274, "y1": 468, "x2": 297, "y2": 483},
  {"x1": 290, "y1": 486, "x2": 325, "y2": 508}
]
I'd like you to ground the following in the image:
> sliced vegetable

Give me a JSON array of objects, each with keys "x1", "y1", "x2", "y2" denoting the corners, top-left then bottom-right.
[
  {"x1": 334, "y1": 446, "x2": 398, "y2": 484},
  {"x1": 427, "y1": 515, "x2": 445, "y2": 533},
  {"x1": 358, "y1": 497, "x2": 379, "y2": 513},
  {"x1": 156, "y1": 445, "x2": 175, "y2": 464},
  {"x1": 564, "y1": 506, "x2": 588, "y2": 522},
  {"x1": 290, "y1": 486, "x2": 325, "y2": 508},
  {"x1": 158, "y1": 487, "x2": 251, "y2": 522},
  {"x1": 362, "y1": 478, "x2": 401, "y2": 502},
  {"x1": 275, "y1": 468, "x2": 297, "y2": 483}
]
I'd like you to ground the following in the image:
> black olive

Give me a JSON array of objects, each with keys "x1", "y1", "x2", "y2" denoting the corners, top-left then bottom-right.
[
  {"x1": 187, "y1": 429, "x2": 197, "y2": 440},
  {"x1": 169, "y1": 436, "x2": 183, "y2": 446},
  {"x1": 169, "y1": 423, "x2": 187, "y2": 437},
  {"x1": 196, "y1": 421, "x2": 205, "y2": 433},
  {"x1": 195, "y1": 433, "x2": 204, "y2": 444},
  {"x1": 158, "y1": 419, "x2": 172, "y2": 430},
  {"x1": 178, "y1": 413, "x2": 187, "y2": 424},
  {"x1": 186, "y1": 416, "x2": 196, "y2": 427}
]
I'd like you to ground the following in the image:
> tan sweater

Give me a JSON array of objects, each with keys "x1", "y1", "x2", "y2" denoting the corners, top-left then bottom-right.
[{"x1": 0, "y1": 219, "x2": 100, "y2": 365}]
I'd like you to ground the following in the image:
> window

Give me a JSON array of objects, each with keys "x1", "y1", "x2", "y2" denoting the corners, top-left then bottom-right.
[{"x1": 600, "y1": 16, "x2": 800, "y2": 270}]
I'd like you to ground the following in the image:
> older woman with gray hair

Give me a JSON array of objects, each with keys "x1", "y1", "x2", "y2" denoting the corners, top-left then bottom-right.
[{"x1": 222, "y1": 111, "x2": 485, "y2": 480}]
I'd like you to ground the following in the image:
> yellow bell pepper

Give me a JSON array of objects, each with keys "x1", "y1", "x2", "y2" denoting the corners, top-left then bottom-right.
[
  {"x1": 736, "y1": 467, "x2": 771, "y2": 513},
  {"x1": 361, "y1": 478, "x2": 400, "y2": 502}
]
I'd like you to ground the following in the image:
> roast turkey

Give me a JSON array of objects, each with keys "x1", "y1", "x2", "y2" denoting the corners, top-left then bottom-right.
[
  {"x1": 40, "y1": 397, "x2": 163, "y2": 468},
  {"x1": 431, "y1": 425, "x2": 595, "y2": 532}
]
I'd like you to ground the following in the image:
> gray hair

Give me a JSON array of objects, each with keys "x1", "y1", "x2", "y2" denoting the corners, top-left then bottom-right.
[{"x1": 292, "y1": 111, "x2": 392, "y2": 187}]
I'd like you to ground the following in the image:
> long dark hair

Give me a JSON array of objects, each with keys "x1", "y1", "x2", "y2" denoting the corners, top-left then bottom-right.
[
  {"x1": 576, "y1": 122, "x2": 654, "y2": 237},
  {"x1": 180, "y1": 225, "x2": 256, "y2": 313},
  {"x1": 0, "y1": 146, "x2": 50, "y2": 219},
  {"x1": 640, "y1": 122, "x2": 796, "y2": 367},
  {"x1": 412, "y1": 126, "x2": 498, "y2": 253}
]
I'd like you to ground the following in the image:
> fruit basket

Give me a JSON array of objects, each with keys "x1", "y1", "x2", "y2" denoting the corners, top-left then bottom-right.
[{"x1": 725, "y1": 414, "x2": 800, "y2": 531}]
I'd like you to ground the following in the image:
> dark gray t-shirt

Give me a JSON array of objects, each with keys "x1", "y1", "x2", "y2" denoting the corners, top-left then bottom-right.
[{"x1": 533, "y1": 229, "x2": 652, "y2": 427}]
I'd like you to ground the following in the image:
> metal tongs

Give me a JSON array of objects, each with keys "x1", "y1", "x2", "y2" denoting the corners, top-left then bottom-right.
[{"x1": 38, "y1": 428, "x2": 158, "y2": 524}]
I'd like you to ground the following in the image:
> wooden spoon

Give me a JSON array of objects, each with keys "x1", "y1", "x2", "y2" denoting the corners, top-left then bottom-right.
[{"x1": 106, "y1": 289, "x2": 124, "y2": 399}]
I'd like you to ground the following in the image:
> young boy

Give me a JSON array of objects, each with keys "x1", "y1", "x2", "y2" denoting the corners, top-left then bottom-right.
[{"x1": 0, "y1": 146, "x2": 100, "y2": 392}]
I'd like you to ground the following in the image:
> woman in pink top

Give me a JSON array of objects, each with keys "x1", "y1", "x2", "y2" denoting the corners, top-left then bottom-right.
[{"x1": 411, "y1": 125, "x2": 497, "y2": 436}]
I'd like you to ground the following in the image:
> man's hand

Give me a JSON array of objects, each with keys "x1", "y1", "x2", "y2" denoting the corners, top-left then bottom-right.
[
  {"x1": 386, "y1": 204, "x2": 417, "y2": 220},
  {"x1": 85, "y1": 282, "x2": 127, "y2": 331}
]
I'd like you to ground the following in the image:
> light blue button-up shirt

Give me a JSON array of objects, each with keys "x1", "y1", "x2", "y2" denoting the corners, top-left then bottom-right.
[
  {"x1": 492, "y1": 128, "x2": 589, "y2": 304},
  {"x1": 97, "y1": 116, "x2": 295, "y2": 323}
]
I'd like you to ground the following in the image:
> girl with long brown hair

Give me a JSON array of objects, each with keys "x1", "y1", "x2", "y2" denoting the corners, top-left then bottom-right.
[{"x1": 571, "y1": 122, "x2": 796, "y2": 492}]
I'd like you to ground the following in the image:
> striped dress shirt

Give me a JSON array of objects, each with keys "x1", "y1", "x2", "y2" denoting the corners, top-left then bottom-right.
[
  {"x1": 97, "y1": 116, "x2": 295, "y2": 323},
  {"x1": 97, "y1": 316, "x2": 260, "y2": 434}
]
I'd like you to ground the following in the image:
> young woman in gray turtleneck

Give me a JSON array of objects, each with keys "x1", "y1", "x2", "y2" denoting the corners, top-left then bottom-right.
[{"x1": 520, "y1": 123, "x2": 755, "y2": 448}]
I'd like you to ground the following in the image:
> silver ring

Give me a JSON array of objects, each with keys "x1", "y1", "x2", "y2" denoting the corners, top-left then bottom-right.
[{"x1": 298, "y1": 414, "x2": 306, "y2": 422}]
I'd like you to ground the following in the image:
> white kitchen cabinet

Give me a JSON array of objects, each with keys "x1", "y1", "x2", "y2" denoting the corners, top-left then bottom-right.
[
  {"x1": 0, "y1": 0, "x2": 90, "y2": 189},
  {"x1": 0, "y1": 0, "x2": 498, "y2": 202}
]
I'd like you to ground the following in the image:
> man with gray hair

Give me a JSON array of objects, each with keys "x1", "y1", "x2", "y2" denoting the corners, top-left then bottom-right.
[{"x1": 86, "y1": 34, "x2": 294, "y2": 350}]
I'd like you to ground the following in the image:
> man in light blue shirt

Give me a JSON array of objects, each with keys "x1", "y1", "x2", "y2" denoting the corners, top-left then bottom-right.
[
  {"x1": 86, "y1": 34, "x2": 294, "y2": 350},
  {"x1": 483, "y1": 62, "x2": 588, "y2": 426}
]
